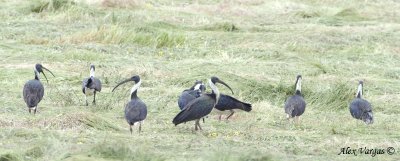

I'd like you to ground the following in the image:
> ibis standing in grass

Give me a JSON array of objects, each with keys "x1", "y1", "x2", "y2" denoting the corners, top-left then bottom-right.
[
  {"x1": 112, "y1": 75, "x2": 147, "y2": 134},
  {"x1": 284, "y1": 75, "x2": 306, "y2": 123},
  {"x1": 173, "y1": 76, "x2": 233, "y2": 131},
  {"x1": 349, "y1": 81, "x2": 373, "y2": 124},
  {"x1": 178, "y1": 80, "x2": 206, "y2": 110},
  {"x1": 82, "y1": 65, "x2": 102, "y2": 106},
  {"x1": 214, "y1": 93, "x2": 252, "y2": 120},
  {"x1": 23, "y1": 64, "x2": 55, "y2": 114}
]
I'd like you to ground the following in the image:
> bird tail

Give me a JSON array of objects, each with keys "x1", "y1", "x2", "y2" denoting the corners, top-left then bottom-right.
[
  {"x1": 172, "y1": 110, "x2": 186, "y2": 126},
  {"x1": 241, "y1": 102, "x2": 252, "y2": 112}
]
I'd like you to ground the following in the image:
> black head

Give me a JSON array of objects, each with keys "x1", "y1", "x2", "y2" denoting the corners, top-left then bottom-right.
[
  {"x1": 190, "y1": 80, "x2": 206, "y2": 91},
  {"x1": 112, "y1": 75, "x2": 141, "y2": 92},
  {"x1": 296, "y1": 74, "x2": 302, "y2": 80},
  {"x1": 210, "y1": 76, "x2": 234, "y2": 94},
  {"x1": 191, "y1": 80, "x2": 203, "y2": 89},
  {"x1": 34, "y1": 63, "x2": 55, "y2": 83}
]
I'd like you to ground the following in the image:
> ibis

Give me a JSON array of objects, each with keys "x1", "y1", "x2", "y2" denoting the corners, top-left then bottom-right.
[
  {"x1": 214, "y1": 94, "x2": 252, "y2": 120},
  {"x1": 173, "y1": 76, "x2": 233, "y2": 131},
  {"x1": 82, "y1": 65, "x2": 102, "y2": 106},
  {"x1": 349, "y1": 81, "x2": 373, "y2": 124},
  {"x1": 284, "y1": 75, "x2": 306, "y2": 123},
  {"x1": 178, "y1": 80, "x2": 206, "y2": 110},
  {"x1": 112, "y1": 75, "x2": 147, "y2": 133},
  {"x1": 23, "y1": 64, "x2": 55, "y2": 114}
]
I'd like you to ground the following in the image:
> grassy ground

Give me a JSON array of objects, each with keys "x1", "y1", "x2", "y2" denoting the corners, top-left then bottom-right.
[{"x1": 0, "y1": 0, "x2": 400, "y2": 160}]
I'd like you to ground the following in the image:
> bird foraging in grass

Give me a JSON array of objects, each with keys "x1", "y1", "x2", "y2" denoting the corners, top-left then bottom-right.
[
  {"x1": 349, "y1": 81, "x2": 373, "y2": 125},
  {"x1": 82, "y1": 65, "x2": 102, "y2": 106},
  {"x1": 284, "y1": 75, "x2": 306, "y2": 123},
  {"x1": 173, "y1": 76, "x2": 233, "y2": 131}
]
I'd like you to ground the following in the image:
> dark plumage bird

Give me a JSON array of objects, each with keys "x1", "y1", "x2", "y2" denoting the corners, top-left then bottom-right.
[
  {"x1": 112, "y1": 75, "x2": 147, "y2": 134},
  {"x1": 23, "y1": 64, "x2": 55, "y2": 114},
  {"x1": 173, "y1": 76, "x2": 233, "y2": 131},
  {"x1": 178, "y1": 80, "x2": 206, "y2": 110},
  {"x1": 349, "y1": 81, "x2": 373, "y2": 125},
  {"x1": 82, "y1": 65, "x2": 102, "y2": 106},
  {"x1": 284, "y1": 75, "x2": 306, "y2": 122},
  {"x1": 214, "y1": 94, "x2": 252, "y2": 120}
]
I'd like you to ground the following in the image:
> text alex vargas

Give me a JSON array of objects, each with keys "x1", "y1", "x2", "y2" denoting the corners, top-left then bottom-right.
[{"x1": 338, "y1": 147, "x2": 386, "y2": 157}]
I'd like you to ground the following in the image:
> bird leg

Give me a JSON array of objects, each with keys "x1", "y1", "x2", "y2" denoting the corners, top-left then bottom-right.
[
  {"x1": 85, "y1": 95, "x2": 88, "y2": 106},
  {"x1": 34, "y1": 107, "x2": 37, "y2": 115},
  {"x1": 195, "y1": 119, "x2": 202, "y2": 131},
  {"x1": 226, "y1": 110, "x2": 235, "y2": 120},
  {"x1": 139, "y1": 122, "x2": 142, "y2": 133},
  {"x1": 194, "y1": 121, "x2": 198, "y2": 131},
  {"x1": 295, "y1": 116, "x2": 300, "y2": 124},
  {"x1": 202, "y1": 117, "x2": 205, "y2": 123},
  {"x1": 130, "y1": 125, "x2": 133, "y2": 134},
  {"x1": 219, "y1": 115, "x2": 222, "y2": 121},
  {"x1": 29, "y1": 109, "x2": 31, "y2": 113},
  {"x1": 93, "y1": 92, "x2": 96, "y2": 105}
]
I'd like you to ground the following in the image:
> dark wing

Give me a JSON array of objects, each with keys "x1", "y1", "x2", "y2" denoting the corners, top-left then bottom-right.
[
  {"x1": 214, "y1": 94, "x2": 252, "y2": 112},
  {"x1": 23, "y1": 80, "x2": 44, "y2": 108},
  {"x1": 350, "y1": 98, "x2": 372, "y2": 120},
  {"x1": 82, "y1": 78, "x2": 89, "y2": 94},
  {"x1": 173, "y1": 94, "x2": 215, "y2": 125},
  {"x1": 125, "y1": 98, "x2": 147, "y2": 125},
  {"x1": 92, "y1": 77, "x2": 102, "y2": 92},
  {"x1": 178, "y1": 90, "x2": 199, "y2": 110},
  {"x1": 284, "y1": 95, "x2": 306, "y2": 117}
]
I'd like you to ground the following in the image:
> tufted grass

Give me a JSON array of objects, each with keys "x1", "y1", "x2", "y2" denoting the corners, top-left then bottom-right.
[{"x1": 0, "y1": 0, "x2": 400, "y2": 160}]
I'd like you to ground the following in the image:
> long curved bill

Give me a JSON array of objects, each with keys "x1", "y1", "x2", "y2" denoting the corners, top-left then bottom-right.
[
  {"x1": 41, "y1": 72, "x2": 49, "y2": 83},
  {"x1": 112, "y1": 78, "x2": 132, "y2": 92},
  {"x1": 42, "y1": 66, "x2": 55, "y2": 77},
  {"x1": 217, "y1": 80, "x2": 234, "y2": 95}
]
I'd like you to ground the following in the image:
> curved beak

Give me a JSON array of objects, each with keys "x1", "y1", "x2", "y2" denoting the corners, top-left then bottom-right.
[
  {"x1": 41, "y1": 71, "x2": 49, "y2": 83},
  {"x1": 42, "y1": 66, "x2": 55, "y2": 77},
  {"x1": 217, "y1": 80, "x2": 234, "y2": 95},
  {"x1": 112, "y1": 78, "x2": 132, "y2": 92},
  {"x1": 41, "y1": 66, "x2": 55, "y2": 83}
]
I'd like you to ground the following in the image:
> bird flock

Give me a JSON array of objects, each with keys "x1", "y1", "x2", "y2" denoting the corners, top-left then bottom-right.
[{"x1": 22, "y1": 63, "x2": 374, "y2": 134}]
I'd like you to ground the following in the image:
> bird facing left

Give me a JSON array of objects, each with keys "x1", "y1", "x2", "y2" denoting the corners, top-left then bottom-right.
[
  {"x1": 112, "y1": 75, "x2": 148, "y2": 134},
  {"x1": 22, "y1": 64, "x2": 55, "y2": 114}
]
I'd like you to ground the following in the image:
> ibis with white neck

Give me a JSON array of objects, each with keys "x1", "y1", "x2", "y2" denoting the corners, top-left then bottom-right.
[
  {"x1": 178, "y1": 80, "x2": 206, "y2": 110},
  {"x1": 23, "y1": 64, "x2": 55, "y2": 114},
  {"x1": 284, "y1": 75, "x2": 306, "y2": 122},
  {"x1": 349, "y1": 81, "x2": 373, "y2": 124},
  {"x1": 112, "y1": 75, "x2": 147, "y2": 134},
  {"x1": 173, "y1": 76, "x2": 233, "y2": 131},
  {"x1": 82, "y1": 65, "x2": 102, "y2": 106}
]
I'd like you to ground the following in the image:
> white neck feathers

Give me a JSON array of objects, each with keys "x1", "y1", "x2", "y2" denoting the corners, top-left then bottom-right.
[
  {"x1": 296, "y1": 78, "x2": 302, "y2": 92},
  {"x1": 209, "y1": 79, "x2": 220, "y2": 103},
  {"x1": 131, "y1": 80, "x2": 142, "y2": 95}
]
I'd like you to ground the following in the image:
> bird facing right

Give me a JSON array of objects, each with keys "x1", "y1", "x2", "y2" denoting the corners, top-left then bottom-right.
[
  {"x1": 23, "y1": 64, "x2": 55, "y2": 114},
  {"x1": 284, "y1": 75, "x2": 306, "y2": 123},
  {"x1": 349, "y1": 81, "x2": 373, "y2": 125}
]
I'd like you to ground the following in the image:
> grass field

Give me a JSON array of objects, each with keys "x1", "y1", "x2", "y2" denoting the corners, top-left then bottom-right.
[{"x1": 0, "y1": 0, "x2": 400, "y2": 160}]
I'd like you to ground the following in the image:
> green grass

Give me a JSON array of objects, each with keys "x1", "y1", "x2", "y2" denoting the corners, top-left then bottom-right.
[{"x1": 1, "y1": 0, "x2": 400, "y2": 160}]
